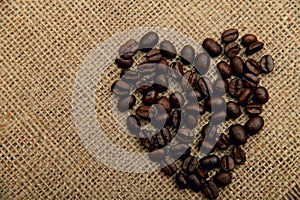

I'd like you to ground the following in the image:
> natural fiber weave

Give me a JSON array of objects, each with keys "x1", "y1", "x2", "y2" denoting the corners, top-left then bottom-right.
[{"x1": 1, "y1": 0, "x2": 299, "y2": 199}]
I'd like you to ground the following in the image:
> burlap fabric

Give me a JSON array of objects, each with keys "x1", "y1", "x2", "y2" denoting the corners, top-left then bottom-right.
[{"x1": 1, "y1": 0, "x2": 299, "y2": 199}]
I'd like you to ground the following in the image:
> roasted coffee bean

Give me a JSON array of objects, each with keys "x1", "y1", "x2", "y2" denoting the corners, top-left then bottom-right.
[
  {"x1": 137, "y1": 62, "x2": 156, "y2": 74},
  {"x1": 142, "y1": 89, "x2": 158, "y2": 105},
  {"x1": 213, "y1": 79, "x2": 228, "y2": 95},
  {"x1": 202, "y1": 38, "x2": 222, "y2": 57},
  {"x1": 226, "y1": 101, "x2": 241, "y2": 119},
  {"x1": 230, "y1": 56, "x2": 245, "y2": 77},
  {"x1": 120, "y1": 69, "x2": 138, "y2": 84},
  {"x1": 199, "y1": 155, "x2": 220, "y2": 171},
  {"x1": 245, "y1": 41, "x2": 264, "y2": 55},
  {"x1": 136, "y1": 82, "x2": 153, "y2": 93},
  {"x1": 136, "y1": 106, "x2": 152, "y2": 120},
  {"x1": 169, "y1": 109, "x2": 181, "y2": 129},
  {"x1": 170, "y1": 62, "x2": 184, "y2": 80},
  {"x1": 153, "y1": 73, "x2": 168, "y2": 92},
  {"x1": 217, "y1": 61, "x2": 232, "y2": 79},
  {"x1": 232, "y1": 146, "x2": 246, "y2": 165},
  {"x1": 184, "y1": 102, "x2": 206, "y2": 115},
  {"x1": 127, "y1": 115, "x2": 141, "y2": 135},
  {"x1": 254, "y1": 87, "x2": 269, "y2": 104},
  {"x1": 111, "y1": 80, "x2": 118, "y2": 93},
  {"x1": 260, "y1": 55, "x2": 274, "y2": 74},
  {"x1": 184, "y1": 114, "x2": 198, "y2": 129},
  {"x1": 245, "y1": 58, "x2": 261, "y2": 75},
  {"x1": 211, "y1": 111, "x2": 227, "y2": 124},
  {"x1": 187, "y1": 89, "x2": 203, "y2": 102},
  {"x1": 216, "y1": 133, "x2": 231, "y2": 150},
  {"x1": 221, "y1": 28, "x2": 239, "y2": 43},
  {"x1": 156, "y1": 59, "x2": 169, "y2": 73},
  {"x1": 241, "y1": 34, "x2": 257, "y2": 46},
  {"x1": 154, "y1": 127, "x2": 172, "y2": 147},
  {"x1": 139, "y1": 31, "x2": 159, "y2": 51},
  {"x1": 229, "y1": 124, "x2": 248, "y2": 145},
  {"x1": 139, "y1": 130, "x2": 154, "y2": 149},
  {"x1": 220, "y1": 155, "x2": 235, "y2": 172},
  {"x1": 201, "y1": 123, "x2": 218, "y2": 138},
  {"x1": 205, "y1": 96, "x2": 225, "y2": 112},
  {"x1": 115, "y1": 57, "x2": 134, "y2": 69},
  {"x1": 119, "y1": 39, "x2": 139, "y2": 59},
  {"x1": 182, "y1": 70, "x2": 199, "y2": 90},
  {"x1": 169, "y1": 92, "x2": 184, "y2": 108},
  {"x1": 213, "y1": 172, "x2": 232, "y2": 188},
  {"x1": 146, "y1": 48, "x2": 162, "y2": 62},
  {"x1": 159, "y1": 40, "x2": 177, "y2": 58},
  {"x1": 180, "y1": 45, "x2": 195, "y2": 64},
  {"x1": 224, "y1": 42, "x2": 240, "y2": 58},
  {"x1": 195, "y1": 168, "x2": 209, "y2": 179},
  {"x1": 117, "y1": 95, "x2": 136, "y2": 112},
  {"x1": 198, "y1": 77, "x2": 213, "y2": 97},
  {"x1": 202, "y1": 180, "x2": 219, "y2": 199},
  {"x1": 245, "y1": 102, "x2": 262, "y2": 116},
  {"x1": 112, "y1": 80, "x2": 130, "y2": 96},
  {"x1": 198, "y1": 139, "x2": 216, "y2": 154},
  {"x1": 188, "y1": 174, "x2": 202, "y2": 192},
  {"x1": 228, "y1": 78, "x2": 243, "y2": 98},
  {"x1": 169, "y1": 143, "x2": 191, "y2": 161},
  {"x1": 149, "y1": 147, "x2": 166, "y2": 162},
  {"x1": 176, "y1": 128, "x2": 194, "y2": 144},
  {"x1": 156, "y1": 97, "x2": 171, "y2": 113},
  {"x1": 194, "y1": 52, "x2": 211, "y2": 75},
  {"x1": 243, "y1": 73, "x2": 260, "y2": 88},
  {"x1": 238, "y1": 88, "x2": 254, "y2": 106},
  {"x1": 176, "y1": 173, "x2": 188, "y2": 189},
  {"x1": 161, "y1": 158, "x2": 177, "y2": 176},
  {"x1": 182, "y1": 156, "x2": 198, "y2": 174},
  {"x1": 150, "y1": 105, "x2": 169, "y2": 128},
  {"x1": 245, "y1": 116, "x2": 264, "y2": 135}
]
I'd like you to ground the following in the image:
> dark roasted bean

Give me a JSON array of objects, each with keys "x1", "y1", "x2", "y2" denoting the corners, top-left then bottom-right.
[
  {"x1": 154, "y1": 127, "x2": 172, "y2": 147},
  {"x1": 220, "y1": 155, "x2": 235, "y2": 172},
  {"x1": 230, "y1": 56, "x2": 245, "y2": 77},
  {"x1": 243, "y1": 73, "x2": 260, "y2": 88},
  {"x1": 198, "y1": 77, "x2": 213, "y2": 97},
  {"x1": 161, "y1": 158, "x2": 177, "y2": 176},
  {"x1": 216, "y1": 133, "x2": 231, "y2": 150},
  {"x1": 111, "y1": 80, "x2": 118, "y2": 93},
  {"x1": 245, "y1": 102, "x2": 262, "y2": 116},
  {"x1": 245, "y1": 58, "x2": 261, "y2": 75},
  {"x1": 201, "y1": 123, "x2": 218, "y2": 138},
  {"x1": 202, "y1": 180, "x2": 219, "y2": 199},
  {"x1": 238, "y1": 88, "x2": 254, "y2": 106},
  {"x1": 146, "y1": 48, "x2": 162, "y2": 62},
  {"x1": 170, "y1": 62, "x2": 184, "y2": 80},
  {"x1": 169, "y1": 109, "x2": 181, "y2": 129},
  {"x1": 119, "y1": 39, "x2": 139, "y2": 59},
  {"x1": 254, "y1": 87, "x2": 269, "y2": 104},
  {"x1": 202, "y1": 38, "x2": 222, "y2": 57},
  {"x1": 188, "y1": 174, "x2": 202, "y2": 192},
  {"x1": 176, "y1": 173, "x2": 188, "y2": 189},
  {"x1": 222, "y1": 28, "x2": 239, "y2": 43},
  {"x1": 229, "y1": 124, "x2": 248, "y2": 145},
  {"x1": 224, "y1": 42, "x2": 241, "y2": 58},
  {"x1": 156, "y1": 96, "x2": 171, "y2": 113},
  {"x1": 182, "y1": 156, "x2": 198, "y2": 174},
  {"x1": 245, "y1": 116, "x2": 264, "y2": 135},
  {"x1": 150, "y1": 105, "x2": 169, "y2": 128},
  {"x1": 153, "y1": 73, "x2": 168, "y2": 92},
  {"x1": 139, "y1": 31, "x2": 159, "y2": 51},
  {"x1": 142, "y1": 89, "x2": 158, "y2": 105},
  {"x1": 159, "y1": 40, "x2": 177, "y2": 58},
  {"x1": 217, "y1": 61, "x2": 232, "y2": 79},
  {"x1": 194, "y1": 52, "x2": 211, "y2": 75},
  {"x1": 136, "y1": 106, "x2": 152, "y2": 120},
  {"x1": 180, "y1": 45, "x2": 195, "y2": 64},
  {"x1": 232, "y1": 146, "x2": 246, "y2": 165},
  {"x1": 127, "y1": 115, "x2": 141, "y2": 135},
  {"x1": 117, "y1": 95, "x2": 136, "y2": 112},
  {"x1": 195, "y1": 168, "x2": 209, "y2": 179},
  {"x1": 260, "y1": 55, "x2": 274, "y2": 74},
  {"x1": 213, "y1": 172, "x2": 232, "y2": 188},
  {"x1": 169, "y1": 92, "x2": 184, "y2": 108},
  {"x1": 199, "y1": 155, "x2": 220, "y2": 171},
  {"x1": 245, "y1": 41, "x2": 264, "y2": 55},
  {"x1": 115, "y1": 57, "x2": 134, "y2": 69},
  {"x1": 182, "y1": 70, "x2": 199, "y2": 90},
  {"x1": 241, "y1": 34, "x2": 257, "y2": 46},
  {"x1": 228, "y1": 78, "x2": 243, "y2": 98},
  {"x1": 139, "y1": 130, "x2": 154, "y2": 149},
  {"x1": 226, "y1": 101, "x2": 241, "y2": 119}
]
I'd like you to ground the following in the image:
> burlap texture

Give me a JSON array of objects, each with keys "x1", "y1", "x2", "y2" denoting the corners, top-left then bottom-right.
[{"x1": 1, "y1": 0, "x2": 299, "y2": 199}]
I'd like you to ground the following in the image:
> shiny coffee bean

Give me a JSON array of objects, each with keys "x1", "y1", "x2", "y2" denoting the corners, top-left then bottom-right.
[
  {"x1": 184, "y1": 114, "x2": 198, "y2": 129},
  {"x1": 146, "y1": 48, "x2": 162, "y2": 62},
  {"x1": 198, "y1": 139, "x2": 216, "y2": 154},
  {"x1": 136, "y1": 106, "x2": 152, "y2": 120},
  {"x1": 205, "y1": 96, "x2": 225, "y2": 112},
  {"x1": 213, "y1": 79, "x2": 228, "y2": 95},
  {"x1": 139, "y1": 31, "x2": 159, "y2": 51},
  {"x1": 245, "y1": 116, "x2": 264, "y2": 135},
  {"x1": 169, "y1": 143, "x2": 191, "y2": 161},
  {"x1": 115, "y1": 57, "x2": 134, "y2": 69},
  {"x1": 149, "y1": 148, "x2": 166, "y2": 162},
  {"x1": 216, "y1": 133, "x2": 231, "y2": 150},
  {"x1": 232, "y1": 146, "x2": 246, "y2": 165},
  {"x1": 169, "y1": 109, "x2": 181, "y2": 129},
  {"x1": 245, "y1": 102, "x2": 262, "y2": 116},
  {"x1": 139, "y1": 130, "x2": 154, "y2": 149},
  {"x1": 260, "y1": 55, "x2": 274, "y2": 74},
  {"x1": 224, "y1": 42, "x2": 240, "y2": 58},
  {"x1": 142, "y1": 89, "x2": 158, "y2": 105},
  {"x1": 201, "y1": 123, "x2": 218, "y2": 138},
  {"x1": 202, "y1": 180, "x2": 219, "y2": 199},
  {"x1": 221, "y1": 28, "x2": 239, "y2": 43},
  {"x1": 176, "y1": 128, "x2": 194, "y2": 144},
  {"x1": 119, "y1": 39, "x2": 139, "y2": 59},
  {"x1": 245, "y1": 41, "x2": 264, "y2": 55},
  {"x1": 117, "y1": 95, "x2": 136, "y2": 112},
  {"x1": 243, "y1": 73, "x2": 260, "y2": 88},
  {"x1": 136, "y1": 82, "x2": 153, "y2": 93},
  {"x1": 169, "y1": 92, "x2": 184, "y2": 108},
  {"x1": 228, "y1": 78, "x2": 243, "y2": 98},
  {"x1": 198, "y1": 77, "x2": 213, "y2": 97},
  {"x1": 176, "y1": 173, "x2": 188, "y2": 189},
  {"x1": 220, "y1": 155, "x2": 235, "y2": 172},
  {"x1": 230, "y1": 56, "x2": 245, "y2": 77},
  {"x1": 213, "y1": 172, "x2": 232, "y2": 188},
  {"x1": 254, "y1": 87, "x2": 269, "y2": 104},
  {"x1": 180, "y1": 45, "x2": 195, "y2": 64},
  {"x1": 217, "y1": 61, "x2": 232, "y2": 79},
  {"x1": 161, "y1": 158, "x2": 177, "y2": 176},
  {"x1": 200, "y1": 155, "x2": 220, "y2": 171},
  {"x1": 211, "y1": 111, "x2": 227, "y2": 124},
  {"x1": 159, "y1": 40, "x2": 177, "y2": 58},
  {"x1": 153, "y1": 73, "x2": 168, "y2": 92},
  {"x1": 127, "y1": 115, "x2": 141, "y2": 135},
  {"x1": 137, "y1": 62, "x2": 156, "y2": 74},
  {"x1": 156, "y1": 97, "x2": 171, "y2": 113},
  {"x1": 170, "y1": 62, "x2": 184, "y2": 80},
  {"x1": 195, "y1": 168, "x2": 209, "y2": 179},
  {"x1": 202, "y1": 38, "x2": 222, "y2": 57},
  {"x1": 154, "y1": 127, "x2": 172, "y2": 147},
  {"x1": 187, "y1": 89, "x2": 203, "y2": 102},
  {"x1": 188, "y1": 174, "x2": 202, "y2": 192},
  {"x1": 156, "y1": 59, "x2": 169, "y2": 73},
  {"x1": 241, "y1": 34, "x2": 257, "y2": 46},
  {"x1": 238, "y1": 88, "x2": 254, "y2": 106},
  {"x1": 245, "y1": 58, "x2": 261, "y2": 75},
  {"x1": 182, "y1": 70, "x2": 199, "y2": 90},
  {"x1": 194, "y1": 52, "x2": 211, "y2": 75},
  {"x1": 182, "y1": 156, "x2": 198, "y2": 174},
  {"x1": 120, "y1": 69, "x2": 138, "y2": 84},
  {"x1": 184, "y1": 102, "x2": 206, "y2": 115},
  {"x1": 229, "y1": 124, "x2": 248, "y2": 145},
  {"x1": 226, "y1": 101, "x2": 241, "y2": 119}
]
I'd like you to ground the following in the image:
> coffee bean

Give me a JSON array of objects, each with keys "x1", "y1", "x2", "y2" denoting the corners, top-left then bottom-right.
[
  {"x1": 202, "y1": 38, "x2": 222, "y2": 57},
  {"x1": 184, "y1": 114, "x2": 198, "y2": 129},
  {"x1": 127, "y1": 115, "x2": 141, "y2": 135},
  {"x1": 202, "y1": 180, "x2": 219, "y2": 199},
  {"x1": 119, "y1": 39, "x2": 139, "y2": 59},
  {"x1": 260, "y1": 55, "x2": 274, "y2": 74},
  {"x1": 198, "y1": 77, "x2": 213, "y2": 97},
  {"x1": 146, "y1": 48, "x2": 162, "y2": 62},
  {"x1": 136, "y1": 106, "x2": 152, "y2": 120},
  {"x1": 224, "y1": 42, "x2": 241, "y2": 58},
  {"x1": 139, "y1": 31, "x2": 159, "y2": 51},
  {"x1": 195, "y1": 168, "x2": 209, "y2": 179},
  {"x1": 156, "y1": 59, "x2": 169, "y2": 73},
  {"x1": 149, "y1": 148, "x2": 166, "y2": 162},
  {"x1": 176, "y1": 173, "x2": 188, "y2": 189},
  {"x1": 245, "y1": 58, "x2": 261, "y2": 75},
  {"x1": 139, "y1": 130, "x2": 154, "y2": 149},
  {"x1": 220, "y1": 155, "x2": 235, "y2": 172},
  {"x1": 182, "y1": 70, "x2": 199, "y2": 90},
  {"x1": 254, "y1": 87, "x2": 269, "y2": 104},
  {"x1": 136, "y1": 82, "x2": 153, "y2": 93},
  {"x1": 153, "y1": 73, "x2": 168, "y2": 92},
  {"x1": 150, "y1": 105, "x2": 169, "y2": 128},
  {"x1": 213, "y1": 79, "x2": 228, "y2": 95},
  {"x1": 138, "y1": 62, "x2": 156, "y2": 74},
  {"x1": 169, "y1": 92, "x2": 184, "y2": 108},
  {"x1": 228, "y1": 78, "x2": 243, "y2": 98},
  {"x1": 156, "y1": 97, "x2": 171, "y2": 113},
  {"x1": 184, "y1": 102, "x2": 206, "y2": 115},
  {"x1": 216, "y1": 133, "x2": 231, "y2": 150},
  {"x1": 205, "y1": 96, "x2": 225, "y2": 112},
  {"x1": 221, "y1": 28, "x2": 239, "y2": 43},
  {"x1": 241, "y1": 34, "x2": 257, "y2": 46},
  {"x1": 115, "y1": 57, "x2": 134, "y2": 69},
  {"x1": 226, "y1": 101, "x2": 241, "y2": 119},
  {"x1": 176, "y1": 128, "x2": 194, "y2": 144},
  {"x1": 182, "y1": 156, "x2": 198, "y2": 174},
  {"x1": 169, "y1": 109, "x2": 181, "y2": 129},
  {"x1": 245, "y1": 41, "x2": 264, "y2": 55},
  {"x1": 170, "y1": 62, "x2": 184, "y2": 80},
  {"x1": 159, "y1": 40, "x2": 177, "y2": 58},
  {"x1": 199, "y1": 155, "x2": 220, "y2": 171},
  {"x1": 232, "y1": 146, "x2": 246, "y2": 165},
  {"x1": 211, "y1": 111, "x2": 227, "y2": 124},
  {"x1": 161, "y1": 158, "x2": 177, "y2": 176},
  {"x1": 186, "y1": 89, "x2": 203, "y2": 102},
  {"x1": 238, "y1": 88, "x2": 254, "y2": 106},
  {"x1": 111, "y1": 80, "x2": 118, "y2": 93},
  {"x1": 142, "y1": 89, "x2": 158, "y2": 105},
  {"x1": 169, "y1": 143, "x2": 191, "y2": 161},
  {"x1": 217, "y1": 61, "x2": 232, "y2": 79},
  {"x1": 154, "y1": 127, "x2": 172, "y2": 147},
  {"x1": 194, "y1": 52, "x2": 211, "y2": 75},
  {"x1": 120, "y1": 69, "x2": 138, "y2": 84},
  {"x1": 117, "y1": 95, "x2": 136, "y2": 112},
  {"x1": 201, "y1": 123, "x2": 218, "y2": 138},
  {"x1": 245, "y1": 102, "x2": 262, "y2": 116},
  {"x1": 198, "y1": 139, "x2": 216, "y2": 154},
  {"x1": 213, "y1": 172, "x2": 232, "y2": 188},
  {"x1": 188, "y1": 174, "x2": 202, "y2": 192},
  {"x1": 180, "y1": 45, "x2": 195, "y2": 64},
  {"x1": 243, "y1": 73, "x2": 260, "y2": 88},
  {"x1": 229, "y1": 124, "x2": 248, "y2": 145},
  {"x1": 230, "y1": 56, "x2": 245, "y2": 77},
  {"x1": 112, "y1": 80, "x2": 130, "y2": 96},
  {"x1": 245, "y1": 116, "x2": 264, "y2": 135}
]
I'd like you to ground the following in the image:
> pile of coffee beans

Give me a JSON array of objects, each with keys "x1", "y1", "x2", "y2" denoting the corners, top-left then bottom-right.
[{"x1": 111, "y1": 28, "x2": 274, "y2": 199}]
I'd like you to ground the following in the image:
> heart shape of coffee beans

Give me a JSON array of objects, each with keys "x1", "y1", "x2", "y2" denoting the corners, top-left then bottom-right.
[{"x1": 111, "y1": 28, "x2": 274, "y2": 199}]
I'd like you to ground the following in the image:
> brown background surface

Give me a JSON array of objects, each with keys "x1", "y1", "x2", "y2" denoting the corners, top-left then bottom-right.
[{"x1": 1, "y1": 0, "x2": 299, "y2": 199}]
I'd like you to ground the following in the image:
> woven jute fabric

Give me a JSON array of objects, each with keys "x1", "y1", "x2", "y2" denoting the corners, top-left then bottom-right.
[{"x1": 1, "y1": 0, "x2": 299, "y2": 199}]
